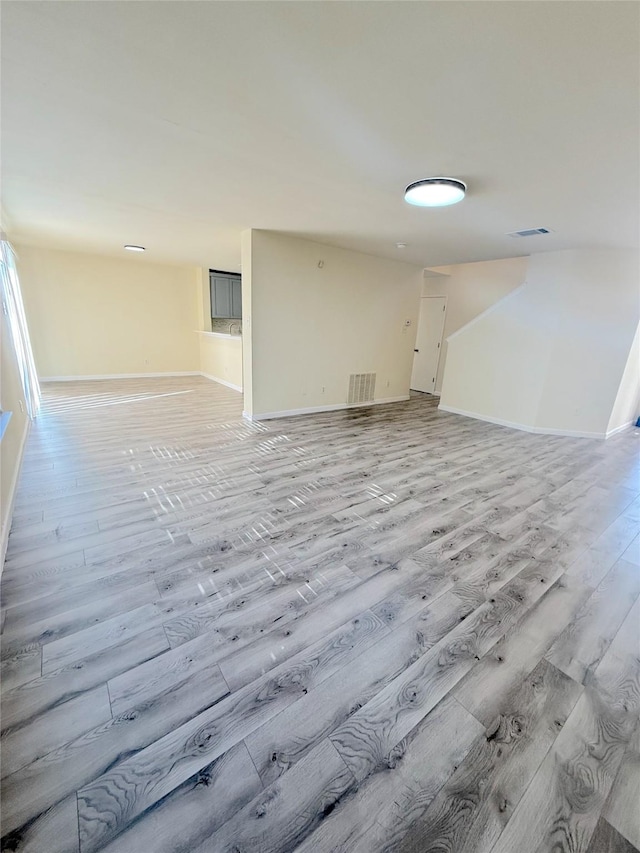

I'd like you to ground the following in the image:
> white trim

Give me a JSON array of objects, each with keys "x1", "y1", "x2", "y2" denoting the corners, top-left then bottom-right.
[
  {"x1": 199, "y1": 372, "x2": 243, "y2": 393},
  {"x1": 39, "y1": 372, "x2": 201, "y2": 382},
  {"x1": 438, "y1": 404, "x2": 540, "y2": 433},
  {"x1": 244, "y1": 396, "x2": 410, "y2": 421},
  {"x1": 445, "y1": 281, "x2": 527, "y2": 343},
  {"x1": 605, "y1": 420, "x2": 637, "y2": 438},
  {"x1": 438, "y1": 403, "x2": 610, "y2": 439},
  {"x1": 1, "y1": 417, "x2": 31, "y2": 573},
  {"x1": 196, "y1": 331, "x2": 242, "y2": 341}
]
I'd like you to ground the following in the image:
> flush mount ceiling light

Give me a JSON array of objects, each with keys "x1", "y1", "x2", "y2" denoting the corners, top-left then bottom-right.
[
  {"x1": 404, "y1": 178, "x2": 466, "y2": 207},
  {"x1": 124, "y1": 245, "x2": 145, "y2": 252}
]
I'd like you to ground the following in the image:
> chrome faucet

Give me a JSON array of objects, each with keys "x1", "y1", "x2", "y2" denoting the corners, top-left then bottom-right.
[{"x1": 228, "y1": 322, "x2": 241, "y2": 336}]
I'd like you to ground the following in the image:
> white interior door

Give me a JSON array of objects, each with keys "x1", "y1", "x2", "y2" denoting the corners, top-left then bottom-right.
[{"x1": 410, "y1": 296, "x2": 446, "y2": 394}]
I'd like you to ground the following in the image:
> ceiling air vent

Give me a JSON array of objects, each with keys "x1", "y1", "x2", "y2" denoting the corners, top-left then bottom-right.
[
  {"x1": 348, "y1": 373, "x2": 376, "y2": 405},
  {"x1": 507, "y1": 228, "x2": 552, "y2": 238}
]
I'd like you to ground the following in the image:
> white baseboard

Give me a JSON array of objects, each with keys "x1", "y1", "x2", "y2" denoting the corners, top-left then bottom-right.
[
  {"x1": 244, "y1": 396, "x2": 410, "y2": 422},
  {"x1": 200, "y1": 372, "x2": 243, "y2": 393},
  {"x1": 1, "y1": 417, "x2": 31, "y2": 575},
  {"x1": 40, "y1": 372, "x2": 201, "y2": 382},
  {"x1": 605, "y1": 420, "x2": 637, "y2": 438},
  {"x1": 438, "y1": 403, "x2": 610, "y2": 440}
]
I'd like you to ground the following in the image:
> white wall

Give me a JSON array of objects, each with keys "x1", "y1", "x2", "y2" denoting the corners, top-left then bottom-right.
[
  {"x1": 439, "y1": 282, "x2": 552, "y2": 427},
  {"x1": 1, "y1": 271, "x2": 30, "y2": 566},
  {"x1": 532, "y1": 250, "x2": 639, "y2": 435},
  {"x1": 439, "y1": 248, "x2": 640, "y2": 438},
  {"x1": 242, "y1": 230, "x2": 423, "y2": 418},
  {"x1": 423, "y1": 256, "x2": 527, "y2": 393},
  {"x1": 15, "y1": 244, "x2": 201, "y2": 378},
  {"x1": 607, "y1": 324, "x2": 640, "y2": 434}
]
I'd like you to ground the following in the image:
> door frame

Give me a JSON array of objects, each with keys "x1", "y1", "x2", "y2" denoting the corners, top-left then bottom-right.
[{"x1": 411, "y1": 295, "x2": 448, "y2": 395}]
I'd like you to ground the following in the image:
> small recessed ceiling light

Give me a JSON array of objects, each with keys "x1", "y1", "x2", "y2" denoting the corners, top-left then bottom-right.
[
  {"x1": 124, "y1": 245, "x2": 145, "y2": 252},
  {"x1": 404, "y1": 178, "x2": 466, "y2": 207},
  {"x1": 396, "y1": 242, "x2": 408, "y2": 249}
]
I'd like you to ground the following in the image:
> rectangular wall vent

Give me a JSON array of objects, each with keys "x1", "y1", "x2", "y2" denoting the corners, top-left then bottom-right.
[
  {"x1": 348, "y1": 373, "x2": 376, "y2": 405},
  {"x1": 507, "y1": 227, "x2": 551, "y2": 238}
]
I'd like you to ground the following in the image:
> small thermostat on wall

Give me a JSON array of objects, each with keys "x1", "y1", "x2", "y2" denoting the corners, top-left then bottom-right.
[{"x1": 404, "y1": 319, "x2": 412, "y2": 327}]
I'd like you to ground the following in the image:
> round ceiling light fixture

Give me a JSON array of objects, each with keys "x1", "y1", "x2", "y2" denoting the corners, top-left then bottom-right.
[
  {"x1": 404, "y1": 177, "x2": 466, "y2": 207},
  {"x1": 124, "y1": 245, "x2": 145, "y2": 252}
]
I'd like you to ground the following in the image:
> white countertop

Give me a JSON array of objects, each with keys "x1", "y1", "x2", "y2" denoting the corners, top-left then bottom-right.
[{"x1": 196, "y1": 331, "x2": 242, "y2": 341}]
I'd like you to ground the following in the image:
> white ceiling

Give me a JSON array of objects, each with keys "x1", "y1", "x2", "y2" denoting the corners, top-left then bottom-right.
[{"x1": 2, "y1": 1, "x2": 638, "y2": 271}]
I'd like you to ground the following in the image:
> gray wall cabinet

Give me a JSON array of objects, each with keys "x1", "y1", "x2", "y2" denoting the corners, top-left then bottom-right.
[
  {"x1": 210, "y1": 273, "x2": 242, "y2": 319},
  {"x1": 231, "y1": 279, "x2": 242, "y2": 319}
]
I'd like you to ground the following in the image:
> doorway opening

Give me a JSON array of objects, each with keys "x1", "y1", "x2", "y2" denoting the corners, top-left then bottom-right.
[{"x1": 410, "y1": 296, "x2": 446, "y2": 395}]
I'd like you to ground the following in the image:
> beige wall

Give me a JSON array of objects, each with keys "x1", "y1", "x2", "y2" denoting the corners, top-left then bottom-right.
[
  {"x1": 242, "y1": 230, "x2": 423, "y2": 418},
  {"x1": 440, "y1": 249, "x2": 640, "y2": 437},
  {"x1": 15, "y1": 244, "x2": 201, "y2": 378},
  {"x1": 1, "y1": 296, "x2": 30, "y2": 565},
  {"x1": 423, "y1": 256, "x2": 528, "y2": 393},
  {"x1": 199, "y1": 333, "x2": 243, "y2": 390}
]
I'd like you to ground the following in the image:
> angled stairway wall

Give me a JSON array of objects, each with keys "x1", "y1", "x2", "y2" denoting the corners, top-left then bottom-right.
[
  {"x1": 607, "y1": 323, "x2": 640, "y2": 435},
  {"x1": 439, "y1": 249, "x2": 640, "y2": 438}
]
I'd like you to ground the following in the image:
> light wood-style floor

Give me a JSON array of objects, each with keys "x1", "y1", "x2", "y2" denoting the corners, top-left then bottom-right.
[{"x1": 1, "y1": 376, "x2": 639, "y2": 853}]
